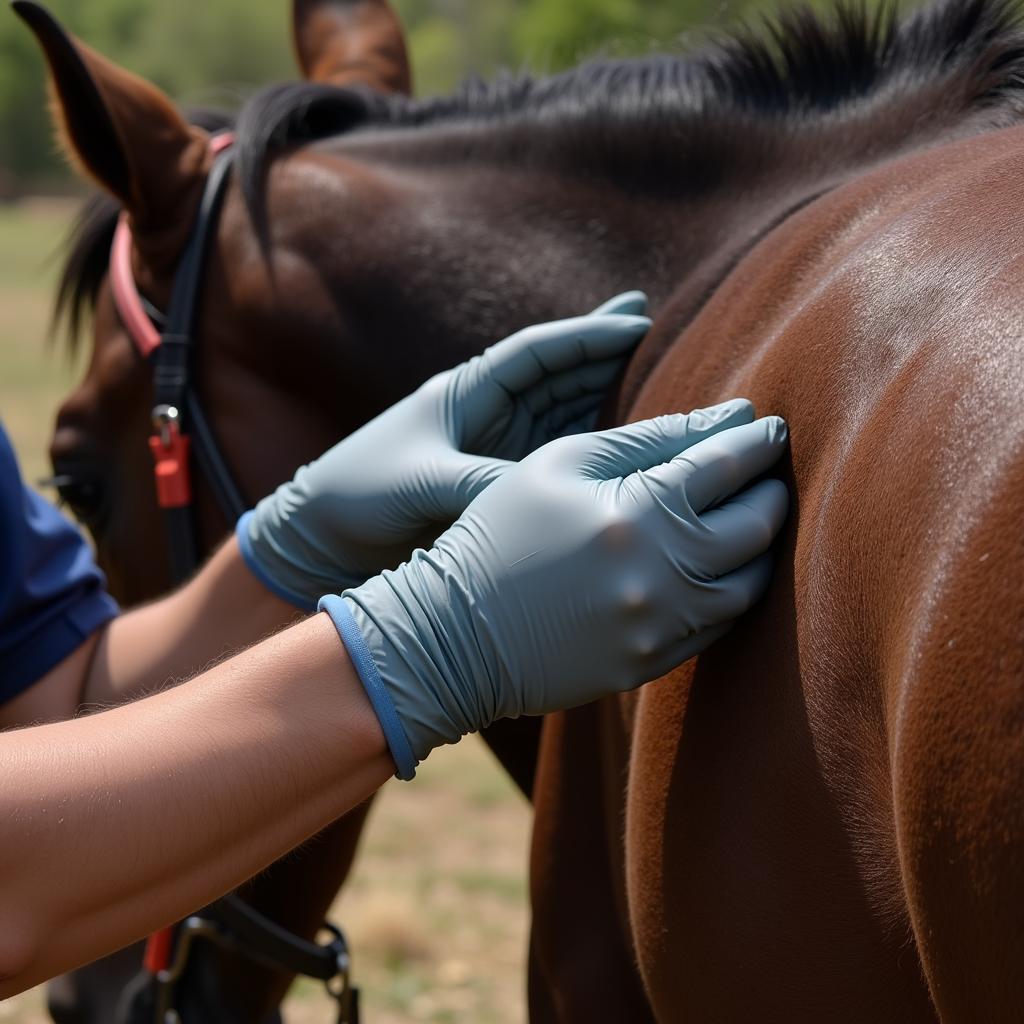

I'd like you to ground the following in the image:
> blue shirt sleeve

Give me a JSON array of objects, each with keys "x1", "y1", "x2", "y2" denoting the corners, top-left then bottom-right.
[{"x1": 0, "y1": 421, "x2": 119, "y2": 703}]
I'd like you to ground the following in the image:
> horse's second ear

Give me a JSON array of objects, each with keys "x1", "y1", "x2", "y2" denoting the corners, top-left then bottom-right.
[
  {"x1": 13, "y1": 1, "x2": 209, "y2": 226},
  {"x1": 293, "y1": 0, "x2": 412, "y2": 95}
]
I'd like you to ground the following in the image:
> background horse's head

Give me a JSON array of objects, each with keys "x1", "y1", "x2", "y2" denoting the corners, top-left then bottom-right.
[{"x1": 19, "y1": 0, "x2": 417, "y2": 605}]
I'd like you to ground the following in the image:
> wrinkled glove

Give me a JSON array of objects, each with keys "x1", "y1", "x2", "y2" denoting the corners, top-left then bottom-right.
[
  {"x1": 238, "y1": 293, "x2": 651, "y2": 608},
  {"x1": 319, "y1": 400, "x2": 790, "y2": 779}
]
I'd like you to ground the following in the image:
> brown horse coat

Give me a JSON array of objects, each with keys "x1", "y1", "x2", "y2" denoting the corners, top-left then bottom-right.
[{"x1": 531, "y1": 121, "x2": 1024, "y2": 1023}]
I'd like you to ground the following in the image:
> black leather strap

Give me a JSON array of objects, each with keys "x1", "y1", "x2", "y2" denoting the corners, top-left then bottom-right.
[
  {"x1": 129, "y1": 139, "x2": 355, "y2": 1019},
  {"x1": 150, "y1": 146, "x2": 246, "y2": 582},
  {"x1": 186, "y1": 392, "x2": 247, "y2": 523},
  {"x1": 207, "y1": 893, "x2": 350, "y2": 982},
  {"x1": 152, "y1": 148, "x2": 235, "y2": 413}
]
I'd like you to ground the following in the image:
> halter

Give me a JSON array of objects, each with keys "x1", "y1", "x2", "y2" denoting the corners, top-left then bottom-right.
[
  {"x1": 110, "y1": 132, "x2": 359, "y2": 1024},
  {"x1": 111, "y1": 132, "x2": 246, "y2": 580}
]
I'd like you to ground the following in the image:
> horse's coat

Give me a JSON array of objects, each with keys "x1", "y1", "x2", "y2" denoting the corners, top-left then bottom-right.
[
  {"x1": 30, "y1": 0, "x2": 1024, "y2": 1020},
  {"x1": 533, "y1": 120, "x2": 1024, "y2": 1023}
]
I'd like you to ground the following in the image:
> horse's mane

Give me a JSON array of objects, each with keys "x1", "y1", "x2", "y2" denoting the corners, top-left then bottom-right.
[
  {"x1": 235, "y1": 0, "x2": 1024, "y2": 218},
  {"x1": 56, "y1": 0, "x2": 1024, "y2": 348}
]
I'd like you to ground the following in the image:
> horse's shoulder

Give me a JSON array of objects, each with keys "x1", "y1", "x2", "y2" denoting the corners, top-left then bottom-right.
[{"x1": 619, "y1": 121, "x2": 1024, "y2": 1020}]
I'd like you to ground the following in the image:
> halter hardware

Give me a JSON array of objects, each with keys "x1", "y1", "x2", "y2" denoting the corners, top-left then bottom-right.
[
  {"x1": 148, "y1": 405, "x2": 191, "y2": 509},
  {"x1": 136, "y1": 911, "x2": 358, "y2": 1024}
]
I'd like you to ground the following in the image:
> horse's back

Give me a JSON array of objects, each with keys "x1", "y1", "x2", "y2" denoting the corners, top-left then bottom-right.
[{"x1": 531, "y1": 125, "x2": 1024, "y2": 1022}]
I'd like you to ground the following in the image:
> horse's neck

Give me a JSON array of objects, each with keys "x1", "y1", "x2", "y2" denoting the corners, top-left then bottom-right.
[{"x1": 324, "y1": 84, "x2": 1001, "y2": 364}]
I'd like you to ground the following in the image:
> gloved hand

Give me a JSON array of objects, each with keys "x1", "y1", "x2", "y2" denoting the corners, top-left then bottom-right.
[
  {"x1": 237, "y1": 294, "x2": 651, "y2": 608},
  {"x1": 319, "y1": 400, "x2": 790, "y2": 779}
]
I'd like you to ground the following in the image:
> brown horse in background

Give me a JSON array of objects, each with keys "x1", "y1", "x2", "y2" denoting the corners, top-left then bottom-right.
[{"x1": 22, "y1": 0, "x2": 1024, "y2": 1020}]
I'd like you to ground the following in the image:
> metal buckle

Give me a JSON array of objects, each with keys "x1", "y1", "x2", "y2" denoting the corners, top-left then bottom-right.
[
  {"x1": 151, "y1": 404, "x2": 181, "y2": 449},
  {"x1": 322, "y1": 924, "x2": 358, "y2": 1024},
  {"x1": 149, "y1": 916, "x2": 222, "y2": 1023},
  {"x1": 148, "y1": 404, "x2": 192, "y2": 510}
]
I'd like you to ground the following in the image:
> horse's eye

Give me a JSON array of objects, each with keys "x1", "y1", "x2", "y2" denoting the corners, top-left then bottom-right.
[{"x1": 39, "y1": 471, "x2": 107, "y2": 529}]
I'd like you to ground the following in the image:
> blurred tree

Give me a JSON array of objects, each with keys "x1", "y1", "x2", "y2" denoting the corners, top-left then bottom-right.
[
  {"x1": 0, "y1": 0, "x2": 896, "y2": 194},
  {"x1": 120, "y1": 1, "x2": 293, "y2": 107},
  {"x1": 512, "y1": 0, "x2": 748, "y2": 70},
  {"x1": 0, "y1": 0, "x2": 81, "y2": 190}
]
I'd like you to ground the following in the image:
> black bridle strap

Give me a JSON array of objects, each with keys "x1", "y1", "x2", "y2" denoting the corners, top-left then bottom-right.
[
  {"x1": 127, "y1": 141, "x2": 358, "y2": 1022},
  {"x1": 209, "y1": 892, "x2": 350, "y2": 981},
  {"x1": 153, "y1": 147, "x2": 235, "y2": 413},
  {"x1": 150, "y1": 147, "x2": 246, "y2": 586},
  {"x1": 186, "y1": 390, "x2": 248, "y2": 523}
]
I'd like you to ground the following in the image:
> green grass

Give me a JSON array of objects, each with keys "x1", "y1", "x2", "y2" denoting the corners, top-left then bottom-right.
[{"x1": 0, "y1": 201, "x2": 71, "y2": 283}]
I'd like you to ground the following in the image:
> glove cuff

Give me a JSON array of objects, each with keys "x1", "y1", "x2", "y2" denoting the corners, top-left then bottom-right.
[
  {"x1": 236, "y1": 511, "x2": 319, "y2": 612},
  {"x1": 317, "y1": 593, "x2": 418, "y2": 781}
]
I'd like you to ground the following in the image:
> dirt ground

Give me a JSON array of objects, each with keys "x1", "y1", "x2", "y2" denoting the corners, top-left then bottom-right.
[{"x1": 0, "y1": 199, "x2": 531, "y2": 1024}]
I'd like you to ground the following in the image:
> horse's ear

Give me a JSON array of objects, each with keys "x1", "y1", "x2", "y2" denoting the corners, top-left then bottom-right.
[
  {"x1": 292, "y1": 0, "x2": 412, "y2": 95},
  {"x1": 12, "y1": 1, "x2": 209, "y2": 227}
]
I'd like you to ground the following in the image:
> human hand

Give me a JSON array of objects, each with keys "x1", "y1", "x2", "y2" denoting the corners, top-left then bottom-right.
[
  {"x1": 322, "y1": 399, "x2": 790, "y2": 778},
  {"x1": 237, "y1": 294, "x2": 651, "y2": 608}
]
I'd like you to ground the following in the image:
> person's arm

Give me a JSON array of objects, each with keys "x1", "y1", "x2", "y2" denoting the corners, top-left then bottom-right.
[
  {"x1": 2, "y1": 298, "x2": 650, "y2": 730},
  {"x1": 0, "y1": 406, "x2": 789, "y2": 996},
  {"x1": 0, "y1": 612, "x2": 391, "y2": 997},
  {"x1": 0, "y1": 536, "x2": 298, "y2": 727}
]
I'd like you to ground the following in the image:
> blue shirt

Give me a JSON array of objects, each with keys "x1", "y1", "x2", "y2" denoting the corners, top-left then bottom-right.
[{"x1": 0, "y1": 421, "x2": 118, "y2": 703}]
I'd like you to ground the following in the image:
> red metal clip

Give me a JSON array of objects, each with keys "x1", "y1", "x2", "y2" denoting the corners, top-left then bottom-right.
[
  {"x1": 143, "y1": 926, "x2": 176, "y2": 975},
  {"x1": 149, "y1": 408, "x2": 192, "y2": 509}
]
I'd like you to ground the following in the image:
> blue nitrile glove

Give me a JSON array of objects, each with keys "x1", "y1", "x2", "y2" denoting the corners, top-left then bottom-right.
[
  {"x1": 238, "y1": 294, "x2": 651, "y2": 609},
  {"x1": 319, "y1": 400, "x2": 789, "y2": 779}
]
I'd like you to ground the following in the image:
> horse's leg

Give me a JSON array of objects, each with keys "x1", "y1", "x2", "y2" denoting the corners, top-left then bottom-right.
[
  {"x1": 527, "y1": 702, "x2": 655, "y2": 1022},
  {"x1": 893, "y1": 457, "x2": 1024, "y2": 1022}
]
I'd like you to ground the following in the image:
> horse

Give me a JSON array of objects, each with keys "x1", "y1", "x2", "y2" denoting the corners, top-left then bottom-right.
[{"x1": 23, "y1": 0, "x2": 1023, "y2": 1020}]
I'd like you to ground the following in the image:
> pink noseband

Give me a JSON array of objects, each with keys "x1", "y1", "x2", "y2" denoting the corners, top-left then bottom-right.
[{"x1": 109, "y1": 132, "x2": 235, "y2": 358}]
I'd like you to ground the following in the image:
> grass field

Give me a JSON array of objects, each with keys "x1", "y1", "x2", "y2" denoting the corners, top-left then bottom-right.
[{"x1": 0, "y1": 200, "x2": 531, "y2": 1024}]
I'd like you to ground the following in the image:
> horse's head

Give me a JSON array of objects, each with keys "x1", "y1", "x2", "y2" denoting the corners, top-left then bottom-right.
[
  {"x1": 17, "y1": 0, "x2": 421, "y2": 603},
  {"x1": 26, "y1": 0, "x2": 1017, "y2": 670}
]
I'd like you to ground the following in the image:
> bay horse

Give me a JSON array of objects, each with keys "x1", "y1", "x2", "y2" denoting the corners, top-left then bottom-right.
[{"x1": 22, "y1": 0, "x2": 1023, "y2": 1020}]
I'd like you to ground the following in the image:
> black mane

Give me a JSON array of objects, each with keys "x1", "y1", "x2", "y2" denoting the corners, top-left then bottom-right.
[
  {"x1": 57, "y1": 0, "x2": 1024, "y2": 346},
  {"x1": 235, "y1": 0, "x2": 1024, "y2": 220}
]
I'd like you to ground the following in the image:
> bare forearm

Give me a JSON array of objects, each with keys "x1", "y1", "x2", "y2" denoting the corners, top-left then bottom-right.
[
  {"x1": 82, "y1": 536, "x2": 301, "y2": 708},
  {"x1": 0, "y1": 614, "x2": 391, "y2": 996}
]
